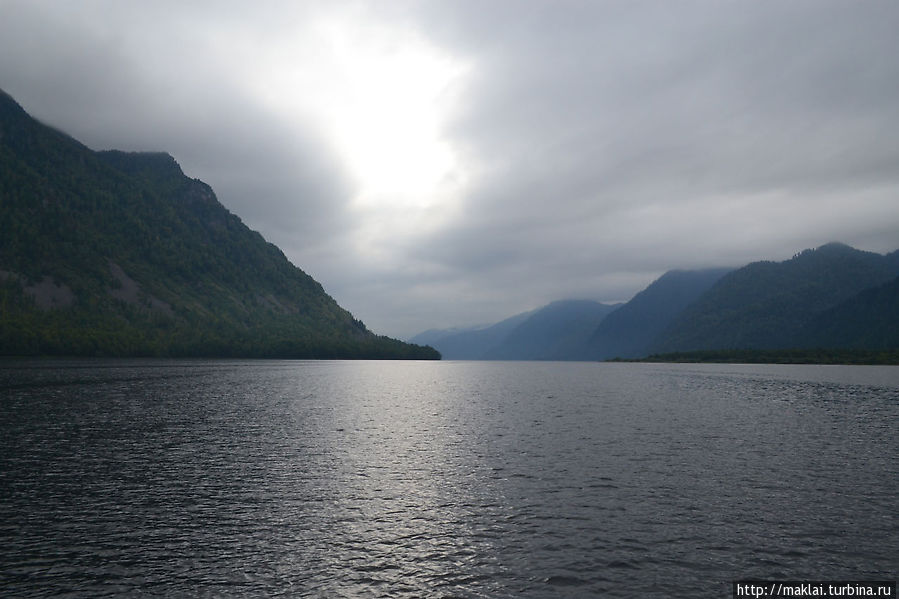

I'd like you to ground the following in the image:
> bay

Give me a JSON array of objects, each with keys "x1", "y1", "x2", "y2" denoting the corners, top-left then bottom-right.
[{"x1": 1, "y1": 359, "x2": 897, "y2": 597}]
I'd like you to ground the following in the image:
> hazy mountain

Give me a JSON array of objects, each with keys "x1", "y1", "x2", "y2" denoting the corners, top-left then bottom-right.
[
  {"x1": 584, "y1": 267, "x2": 733, "y2": 360},
  {"x1": 409, "y1": 310, "x2": 535, "y2": 360},
  {"x1": 407, "y1": 324, "x2": 488, "y2": 349},
  {"x1": 415, "y1": 243, "x2": 899, "y2": 362},
  {"x1": 0, "y1": 89, "x2": 438, "y2": 358},
  {"x1": 651, "y1": 243, "x2": 899, "y2": 353},
  {"x1": 483, "y1": 300, "x2": 620, "y2": 360},
  {"x1": 410, "y1": 300, "x2": 618, "y2": 360}
]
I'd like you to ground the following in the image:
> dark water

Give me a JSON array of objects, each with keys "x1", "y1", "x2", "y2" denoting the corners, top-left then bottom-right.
[{"x1": 1, "y1": 359, "x2": 896, "y2": 597}]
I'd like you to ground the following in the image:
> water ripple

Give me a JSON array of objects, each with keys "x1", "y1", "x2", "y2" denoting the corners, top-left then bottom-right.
[{"x1": 1, "y1": 359, "x2": 897, "y2": 597}]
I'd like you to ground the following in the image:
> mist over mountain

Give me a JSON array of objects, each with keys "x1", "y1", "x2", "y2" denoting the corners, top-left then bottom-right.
[
  {"x1": 409, "y1": 310, "x2": 534, "y2": 360},
  {"x1": 411, "y1": 300, "x2": 618, "y2": 360},
  {"x1": 584, "y1": 268, "x2": 733, "y2": 360},
  {"x1": 483, "y1": 300, "x2": 619, "y2": 360},
  {"x1": 414, "y1": 243, "x2": 899, "y2": 361},
  {"x1": 6, "y1": 84, "x2": 894, "y2": 362},
  {"x1": 0, "y1": 89, "x2": 438, "y2": 358}
]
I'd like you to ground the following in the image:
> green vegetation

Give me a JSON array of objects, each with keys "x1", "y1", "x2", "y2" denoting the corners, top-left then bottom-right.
[
  {"x1": 0, "y1": 89, "x2": 438, "y2": 359},
  {"x1": 584, "y1": 267, "x2": 732, "y2": 360},
  {"x1": 416, "y1": 249, "x2": 898, "y2": 362},
  {"x1": 610, "y1": 348, "x2": 899, "y2": 365},
  {"x1": 799, "y1": 275, "x2": 899, "y2": 349},
  {"x1": 651, "y1": 243, "x2": 899, "y2": 353}
]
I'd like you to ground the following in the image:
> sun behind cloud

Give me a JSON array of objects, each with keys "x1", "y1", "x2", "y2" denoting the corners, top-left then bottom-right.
[
  {"x1": 319, "y1": 20, "x2": 465, "y2": 210},
  {"x1": 248, "y1": 10, "x2": 468, "y2": 218}
]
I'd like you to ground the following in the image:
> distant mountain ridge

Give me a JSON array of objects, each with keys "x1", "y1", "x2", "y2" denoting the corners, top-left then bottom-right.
[
  {"x1": 0, "y1": 88, "x2": 438, "y2": 358},
  {"x1": 410, "y1": 310, "x2": 535, "y2": 360},
  {"x1": 484, "y1": 300, "x2": 619, "y2": 360},
  {"x1": 413, "y1": 243, "x2": 899, "y2": 361},
  {"x1": 411, "y1": 300, "x2": 618, "y2": 360}
]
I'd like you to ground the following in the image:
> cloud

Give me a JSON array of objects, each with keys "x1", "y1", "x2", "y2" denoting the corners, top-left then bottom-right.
[
  {"x1": 0, "y1": 0, "x2": 354, "y2": 246},
  {"x1": 368, "y1": 0, "x2": 899, "y2": 328},
  {"x1": 2, "y1": 0, "x2": 898, "y2": 338}
]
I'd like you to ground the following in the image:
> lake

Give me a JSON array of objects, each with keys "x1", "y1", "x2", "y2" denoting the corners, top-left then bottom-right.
[{"x1": 1, "y1": 359, "x2": 897, "y2": 597}]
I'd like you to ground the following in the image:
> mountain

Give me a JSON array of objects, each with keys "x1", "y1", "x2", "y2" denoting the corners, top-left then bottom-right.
[
  {"x1": 409, "y1": 310, "x2": 534, "y2": 360},
  {"x1": 484, "y1": 300, "x2": 620, "y2": 360},
  {"x1": 797, "y1": 274, "x2": 899, "y2": 350},
  {"x1": 410, "y1": 300, "x2": 618, "y2": 360},
  {"x1": 413, "y1": 243, "x2": 899, "y2": 362},
  {"x1": 583, "y1": 267, "x2": 732, "y2": 360},
  {"x1": 651, "y1": 243, "x2": 899, "y2": 353},
  {"x1": 407, "y1": 326, "x2": 481, "y2": 349},
  {"x1": 0, "y1": 89, "x2": 438, "y2": 359}
]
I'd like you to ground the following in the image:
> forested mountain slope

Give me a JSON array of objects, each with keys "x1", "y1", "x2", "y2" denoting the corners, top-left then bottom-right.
[
  {"x1": 797, "y1": 274, "x2": 899, "y2": 350},
  {"x1": 0, "y1": 89, "x2": 438, "y2": 358},
  {"x1": 650, "y1": 243, "x2": 899, "y2": 353},
  {"x1": 584, "y1": 267, "x2": 732, "y2": 360},
  {"x1": 413, "y1": 243, "x2": 899, "y2": 361}
]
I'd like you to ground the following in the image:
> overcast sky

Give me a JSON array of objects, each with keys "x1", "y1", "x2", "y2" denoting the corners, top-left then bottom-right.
[{"x1": 2, "y1": 1, "x2": 898, "y2": 338}]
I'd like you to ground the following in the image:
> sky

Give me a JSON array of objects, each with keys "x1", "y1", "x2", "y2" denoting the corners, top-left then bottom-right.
[{"x1": 2, "y1": 0, "x2": 898, "y2": 339}]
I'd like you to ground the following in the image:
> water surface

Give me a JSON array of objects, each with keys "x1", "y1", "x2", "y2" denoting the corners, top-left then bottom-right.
[{"x1": 1, "y1": 360, "x2": 897, "y2": 597}]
